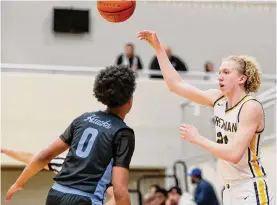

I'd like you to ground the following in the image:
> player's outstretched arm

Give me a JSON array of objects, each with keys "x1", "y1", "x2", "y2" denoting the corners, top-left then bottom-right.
[
  {"x1": 112, "y1": 167, "x2": 131, "y2": 205},
  {"x1": 180, "y1": 100, "x2": 262, "y2": 164},
  {"x1": 136, "y1": 30, "x2": 222, "y2": 107},
  {"x1": 1, "y1": 148, "x2": 50, "y2": 170},
  {"x1": 5, "y1": 138, "x2": 69, "y2": 201}
]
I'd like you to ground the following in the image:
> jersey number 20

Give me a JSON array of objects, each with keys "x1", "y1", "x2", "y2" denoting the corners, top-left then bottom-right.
[
  {"x1": 216, "y1": 132, "x2": 228, "y2": 144},
  {"x1": 76, "y1": 127, "x2": 98, "y2": 158}
]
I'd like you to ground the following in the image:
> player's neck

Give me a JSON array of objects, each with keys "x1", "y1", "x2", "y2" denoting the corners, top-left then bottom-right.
[
  {"x1": 106, "y1": 108, "x2": 126, "y2": 120},
  {"x1": 226, "y1": 89, "x2": 248, "y2": 109}
]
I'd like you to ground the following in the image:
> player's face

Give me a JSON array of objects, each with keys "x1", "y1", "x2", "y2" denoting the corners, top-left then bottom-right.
[{"x1": 218, "y1": 60, "x2": 246, "y2": 95}]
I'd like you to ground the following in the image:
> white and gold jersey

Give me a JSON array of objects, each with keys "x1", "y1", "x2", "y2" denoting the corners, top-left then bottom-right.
[{"x1": 213, "y1": 95, "x2": 266, "y2": 183}]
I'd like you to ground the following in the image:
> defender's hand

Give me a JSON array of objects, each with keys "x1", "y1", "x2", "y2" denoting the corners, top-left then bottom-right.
[{"x1": 5, "y1": 182, "x2": 24, "y2": 201}]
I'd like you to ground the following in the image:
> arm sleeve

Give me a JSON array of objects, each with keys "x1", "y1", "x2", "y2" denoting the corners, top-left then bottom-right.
[
  {"x1": 112, "y1": 129, "x2": 135, "y2": 169},
  {"x1": 59, "y1": 120, "x2": 75, "y2": 145}
]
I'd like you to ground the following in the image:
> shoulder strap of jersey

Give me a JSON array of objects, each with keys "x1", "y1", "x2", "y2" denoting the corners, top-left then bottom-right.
[
  {"x1": 237, "y1": 96, "x2": 265, "y2": 133},
  {"x1": 213, "y1": 95, "x2": 225, "y2": 107}
]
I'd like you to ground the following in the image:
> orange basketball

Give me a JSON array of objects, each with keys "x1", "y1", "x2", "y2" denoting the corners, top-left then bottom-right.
[{"x1": 97, "y1": 0, "x2": 136, "y2": 23}]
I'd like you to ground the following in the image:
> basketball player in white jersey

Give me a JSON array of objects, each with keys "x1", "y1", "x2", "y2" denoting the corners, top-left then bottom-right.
[{"x1": 136, "y1": 30, "x2": 274, "y2": 205}]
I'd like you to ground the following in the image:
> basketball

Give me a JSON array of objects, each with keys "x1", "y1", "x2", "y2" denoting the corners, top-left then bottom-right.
[{"x1": 97, "y1": 0, "x2": 136, "y2": 23}]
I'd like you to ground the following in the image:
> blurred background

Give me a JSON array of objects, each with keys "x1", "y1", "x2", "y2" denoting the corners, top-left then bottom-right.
[{"x1": 1, "y1": 1, "x2": 276, "y2": 205}]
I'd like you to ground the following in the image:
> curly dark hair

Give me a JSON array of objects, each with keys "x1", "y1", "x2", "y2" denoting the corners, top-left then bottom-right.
[{"x1": 93, "y1": 65, "x2": 136, "y2": 108}]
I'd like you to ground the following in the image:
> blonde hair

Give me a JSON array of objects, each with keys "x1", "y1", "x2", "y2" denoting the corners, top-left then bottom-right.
[{"x1": 223, "y1": 55, "x2": 262, "y2": 93}]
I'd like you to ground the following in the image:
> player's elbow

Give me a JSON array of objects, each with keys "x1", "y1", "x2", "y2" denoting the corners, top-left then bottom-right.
[
  {"x1": 168, "y1": 84, "x2": 176, "y2": 93},
  {"x1": 167, "y1": 80, "x2": 181, "y2": 93},
  {"x1": 230, "y1": 157, "x2": 240, "y2": 164},
  {"x1": 229, "y1": 153, "x2": 243, "y2": 164}
]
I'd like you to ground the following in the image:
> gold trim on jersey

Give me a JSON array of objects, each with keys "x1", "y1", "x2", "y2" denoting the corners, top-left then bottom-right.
[
  {"x1": 248, "y1": 134, "x2": 266, "y2": 178},
  {"x1": 254, "y1": 179, "x2": 270, "y2": 205},
  {"x1": 256, "y1": 128, "x2": 265, "y2": 134},
  {"x1": 213, "y1": 95, "x2": 225, "y2": 107},
  {"x1": 225, "y1": 95, "x2": 250, "y2": 113}
]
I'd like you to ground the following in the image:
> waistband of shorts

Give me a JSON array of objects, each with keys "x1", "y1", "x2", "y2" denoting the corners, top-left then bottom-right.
[
  {"x1": 225, "y1": 176, "x2": 268, "y2": 189},
  {"x1": 52, "y1": 182, "x2": 103, "y2": 205}
]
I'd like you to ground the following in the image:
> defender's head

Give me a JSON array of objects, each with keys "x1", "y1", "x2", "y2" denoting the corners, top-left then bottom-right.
[
  {"x1": 218, "y1": 55, "x2": 261, "y2": 95},
  {"x1": 93, "y1": 65, "x2": 136, "y2": 116}
]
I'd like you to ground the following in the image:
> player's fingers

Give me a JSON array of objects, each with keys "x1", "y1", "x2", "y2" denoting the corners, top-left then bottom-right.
[
  {"x1": 136, "y1": 33, "x2": 141, "y2": 38},
  {"x1": 185, "y1": 125, "x2": 193, "y2": 129},
  {"x1": 136, "y1": 33, "x2": 148, "y2": 39},
  {"x1": 5, "y1": 190, "x2": 13, "y2": 201},
  {"x1": 136, "y1": 36, "x2": 146, "y2": 41},
  {"x1": 180, "y1": 127, "x2": 187, "y2": 133},
  {"x1": 180, "y1": 124, "x2": 188, "y2": 128},
  {"x1": 5, "y1": 184, "x2": 23, "y2": 201},
  {"x1": 137, "y1": 31, "x2": 153, "y2": 38},
  {"x1": 137, "y1": 34, "x2": 149, "y2": 41},
  {"x1": 136, "y1": 31, "x2": 148, "y2": 36},
  {"x1": 136, "y1": 32, "x2": 144, "y2": 37},
  {"x1": 180, "y1": 135, "x2": 187, "y2": 140}
]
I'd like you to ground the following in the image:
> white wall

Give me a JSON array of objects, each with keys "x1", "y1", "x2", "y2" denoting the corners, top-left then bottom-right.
[{"x1": 1, "y1": 1, "x2": 276, "y2": 73}]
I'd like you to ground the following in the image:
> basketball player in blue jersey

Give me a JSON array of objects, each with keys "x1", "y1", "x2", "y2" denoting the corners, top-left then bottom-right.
[
  {"x1": 5, "y1": 65, "x2": 136, "y2": 205},
  {"x1": 137, "y1": 31, "x2": 274, "y2": 205}
]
